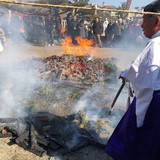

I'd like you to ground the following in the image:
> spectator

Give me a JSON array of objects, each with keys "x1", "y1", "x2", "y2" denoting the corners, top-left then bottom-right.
[
  {"x1": 92, "y1": 17, "x2": 103, "y2": 47},
  {"x1": 33, "y1": 16, "x2": 46, "y2": 46},
  {"x1": 0, "y1": 27, "x2": 6, "y2": 52},
  {"x1": 0, "y1": 27, "x2": 6, "y2": 47},
  {"x1": 77, "y1": 19, "x2": 86, "y2": 38},
  {"x1": 99, "y1": 17, "x2": 104, "y2": 36},
  {"x1": 103, "y1": 18, "x2": 109, "y2": 36},
  {"x1": 55, "y1": 14, "x2": 62, "y2": 42},
  {"x1": 70, "y1": 15, "x2": 79, "y2": 45},
  {"x1": 45, "y1": 16, "x2": 55, "y2": 46},
  {"x1": 113, "y1": 19, "x2": 122, "y2": 46},
  {"x1": 66, "y1": 13, "x2": 72, "y2": 36},
  {"x1": 105, "y1": 19, "x2": 116, "y2": 47}
]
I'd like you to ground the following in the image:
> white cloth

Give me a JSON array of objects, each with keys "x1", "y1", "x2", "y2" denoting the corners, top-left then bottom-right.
[
  {"x1": 103, "y1": 20, "x2": 108, "y2": 30},
  {"x1": 0, "y1": 40, "x2": 4, "y2": 52},
  {"x1": 123, "y1": 31, "x2": 160, "y2": 127}
]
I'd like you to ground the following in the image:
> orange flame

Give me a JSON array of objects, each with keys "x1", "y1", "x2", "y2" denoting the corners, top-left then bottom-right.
[
  {"x1": 62, "y1": 36, "x2": 95, "y2": 56},
  {"x1": 61, "y1": 27, "x2": 66, "y2": 34},
  {"x1": 19, "y1": 26, "x2": 25, "y2": 33},
  {"x1": 1, "y1": 128, "x2": 7, "y2": 135}
]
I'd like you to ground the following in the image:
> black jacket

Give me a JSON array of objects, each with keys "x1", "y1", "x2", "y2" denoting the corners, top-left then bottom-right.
[{"x1": 92, "y1": 21, "x2": 103, "y2": 35}]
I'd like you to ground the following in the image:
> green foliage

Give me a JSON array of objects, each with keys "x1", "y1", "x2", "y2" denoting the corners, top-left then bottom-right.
[
  {"x1": 67, "y1": 91, "x2": 81, "y2": 100},
  {"x1": 72, "y1": 1, "x2": 88, "y2": 6},
  {"x1": 37, "y1": 0, "x2": 48, "y2": 4},
  {"x1": 38, "y1": 0, "x2": 70, "y2": 5},
  {"x1": 116, "y1": 2, "x2": 127, "y2": 18},
  {"x1": 104, "y1": 62, "x2": 112, "y2": 72},
  {"x1": 119, "y1": 2, "x2": 127, "y2": 10},
  {"x1": 36, "y1": 83, "x2": 51, "y2": 95},
  {"x1": 23, "y1": 100, "x2": 39, "y2": 114},
  {"x1": 72, "y1": 0, "x2": 89, "y2": 3}
]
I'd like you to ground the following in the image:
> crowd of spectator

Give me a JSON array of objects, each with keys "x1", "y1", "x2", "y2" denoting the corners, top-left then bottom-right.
[
  {"x1": 22, "y1": 13, "x2": 63, "y2": 46},
  {"x1": 65, "y1": 14, "x2": 145, "y2": 48},
  {"x1": 0, "y1": 12, "x2": 146, "y2": 49}
]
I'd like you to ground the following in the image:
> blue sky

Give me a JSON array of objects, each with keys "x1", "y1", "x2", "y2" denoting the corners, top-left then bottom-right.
[{"x1": 89, "y1": 0, "x2": 153, "y2": 9}]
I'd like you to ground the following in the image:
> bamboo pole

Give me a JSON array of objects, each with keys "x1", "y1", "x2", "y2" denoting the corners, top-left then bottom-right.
[{"x1": 0, "y1": 0, "x2": 160, "y2": 15}]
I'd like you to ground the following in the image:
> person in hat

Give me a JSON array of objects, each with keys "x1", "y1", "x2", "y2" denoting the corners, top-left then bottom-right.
[{"x1": 105, "y1": 0, "x2": 160, "y2": 160}]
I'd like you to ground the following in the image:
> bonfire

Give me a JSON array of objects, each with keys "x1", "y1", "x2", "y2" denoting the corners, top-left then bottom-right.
[{"x1": 0, "y1": 35, "x2": 123, "y2": 158}]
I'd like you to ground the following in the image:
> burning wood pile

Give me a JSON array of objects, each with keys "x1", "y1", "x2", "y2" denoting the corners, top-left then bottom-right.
[
  {"x1": 16, "y1": 54, "x2": 120, "y2": 118},
  {"x1": 20, "y1": 54, "x2": 118, "y2": 85},
  {"x1": 0, "y1": 111, "x2": 112, "y2": 157},
  {"x1": 0, "y1": 52, "x2": 122, "y2": 158}
]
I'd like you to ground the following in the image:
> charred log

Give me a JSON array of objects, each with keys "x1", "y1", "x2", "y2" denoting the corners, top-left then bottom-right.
[{"x1": 0, "y1": 111, "x2": 111, "y2": 157}]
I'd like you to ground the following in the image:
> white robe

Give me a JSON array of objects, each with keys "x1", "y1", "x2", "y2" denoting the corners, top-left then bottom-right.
[{"x1": 123, "y1": 31, "x2": 160, "y2": 127}]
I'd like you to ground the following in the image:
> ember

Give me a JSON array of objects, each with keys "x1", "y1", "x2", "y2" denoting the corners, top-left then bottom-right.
[
  {"x1": 0, "y1": 112, "x2": 111, "y2": 157},
  {"x1": 1, "y1": 128, "x2": 7, "y2": 135},
  {"x1": 22, "y1": 54, "x2": 118, "y2": 85},
  {"x1": 19, "y1": 26, "x2": 25, "y2": 33}
]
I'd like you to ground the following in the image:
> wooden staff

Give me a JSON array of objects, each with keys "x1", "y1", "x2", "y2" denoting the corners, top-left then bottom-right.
[{"x1": 109, "y1": 82, "x2": 125, "y2": 115}]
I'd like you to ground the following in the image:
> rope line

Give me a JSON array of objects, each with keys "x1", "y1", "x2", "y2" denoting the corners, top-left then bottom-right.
[{"x1": 0, "y1": 0, "x2": 160, "y2": 15}]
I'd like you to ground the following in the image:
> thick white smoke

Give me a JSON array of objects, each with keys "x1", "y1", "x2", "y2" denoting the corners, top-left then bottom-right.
[
  {"x1": 0, "y1": 63, "x2": 42, "y2": 118},
  {"x1": 0, "y1": 7, "x2": 46, "y2": 118}
]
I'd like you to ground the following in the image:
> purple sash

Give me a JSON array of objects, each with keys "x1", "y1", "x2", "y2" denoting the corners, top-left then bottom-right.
[{"x1": 105, "y1": 91, "x2": 160, "y2": 160}]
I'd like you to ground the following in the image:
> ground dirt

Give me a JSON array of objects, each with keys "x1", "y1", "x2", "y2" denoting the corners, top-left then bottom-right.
[{"x1": 0, "y1": 42, "x2": 140, "y2": 160}]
